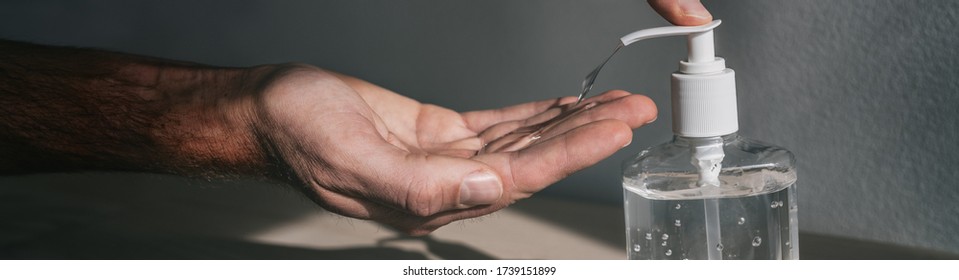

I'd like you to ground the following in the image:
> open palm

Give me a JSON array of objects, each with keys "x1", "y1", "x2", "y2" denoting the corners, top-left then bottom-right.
[{"x1": 255, "y1": 66, "x2": 656, "y2": 234}]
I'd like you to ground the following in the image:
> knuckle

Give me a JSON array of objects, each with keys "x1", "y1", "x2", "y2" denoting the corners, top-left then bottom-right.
[{"x1": 403, "y1": 173, "x2": 445, "y2": 217}]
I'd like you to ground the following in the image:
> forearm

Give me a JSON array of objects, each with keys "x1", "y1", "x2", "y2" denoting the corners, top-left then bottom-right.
[{"x1": 0, "y1": 40, "x2": 266, "y2": 178}]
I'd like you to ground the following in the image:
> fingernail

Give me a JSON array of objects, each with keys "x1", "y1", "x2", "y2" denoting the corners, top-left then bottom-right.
[
  {"x1": 645, "y1": 116, "x2": 658, "y2": 124},
  {"x1": 679, "y1": 0, "x2": 712, "y2": 20},
  {"x1": 459, "y1": 171, "x2": 503, "y2": 206},
  {"x1": 622, "y1": 139, "x2": 632, "y2": 148}
]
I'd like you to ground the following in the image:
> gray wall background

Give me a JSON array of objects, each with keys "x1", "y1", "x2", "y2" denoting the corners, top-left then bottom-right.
[{"x1": 1, "y1": 0, "x2": 957, "y2": 254}]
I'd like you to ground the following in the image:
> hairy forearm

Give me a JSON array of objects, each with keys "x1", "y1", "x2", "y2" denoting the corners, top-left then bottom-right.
[{"x1": 0, "y1": 40, "x2": 267, "y2": 178}]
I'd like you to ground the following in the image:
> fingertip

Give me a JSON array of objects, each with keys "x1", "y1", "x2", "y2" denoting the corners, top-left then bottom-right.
[
  {"x1": 634, "y1": 94, "x2": 659, "y2": 126},
  {"x1": 459, "y1": 170, "x2": 504, "y2": 207},
  {"x1": 616, "y1": 94, "x2": 658, "y2": 128},
  {"x1": 648, "y1": 0, "x2": 713, "y2": 26},
  {"x1": 677, "y1": 0, "x2": 712, "y2": 25}
]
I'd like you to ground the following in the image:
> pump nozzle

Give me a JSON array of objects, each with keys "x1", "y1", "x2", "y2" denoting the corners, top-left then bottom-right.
[
  {"x1": 620, "y1": 20, "x2": 720, "y2": 46},
  {"x1": 615, "y1": 19, "x2": 738, "y2": 137},
  {"x1": 579, "y1": 20, "x2": 736, "y2": 137},
  {"x1": 621, "y1": 20, "x2": 725, "y2": 74},
  {"x1": 577, "y1": 20, "x2": 725, "y2": 104}
]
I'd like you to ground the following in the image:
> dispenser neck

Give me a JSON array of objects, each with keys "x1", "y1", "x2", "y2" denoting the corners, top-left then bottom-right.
[
  {"x1": 687, "y1": 30, "x2": 714, "y2": 63},
  {"x1": 679, "y1": 31, "x2": 726, "y2": 74},
  {"x1": 673, "y1": 133, "x2": 740, "y2": 146},
  {"x1": 671, "y1": 68, "x2": 739, "y2": 137}
]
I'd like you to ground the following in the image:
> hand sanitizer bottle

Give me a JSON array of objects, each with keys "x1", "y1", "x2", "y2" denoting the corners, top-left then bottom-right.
[{"x1": 619, "y1": 21, "x2": 799, "y2": 260}]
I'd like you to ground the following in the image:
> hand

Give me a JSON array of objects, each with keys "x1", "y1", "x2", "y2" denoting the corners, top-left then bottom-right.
[
  {"x1": 250, "y1": 64, "x2": 657, "y2": 234},
  {"x1": 648, "y1": 0, "x2": 713, "y2": 26},
  {"x1": 0, "y1": 40, "x2": 655, "y2": 235}
]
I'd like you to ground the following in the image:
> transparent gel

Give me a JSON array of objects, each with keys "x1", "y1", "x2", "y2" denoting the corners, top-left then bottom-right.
[{"x1": 623, "y1": 133, "x2": 799, "y2": 260}]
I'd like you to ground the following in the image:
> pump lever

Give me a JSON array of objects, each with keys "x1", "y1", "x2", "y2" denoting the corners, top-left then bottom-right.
[
  {"x1": 576, "y1": 20, "x2": 722, "y2": 104},
  {"x1": 620, "y1": 20, "x2": 721, "y2": 46}
]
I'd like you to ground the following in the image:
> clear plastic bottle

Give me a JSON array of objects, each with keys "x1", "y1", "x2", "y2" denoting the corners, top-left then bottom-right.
[
  {"x1": 622, "y1": 133, "x2": 798, "y2": 260},
  {"x1": 591, "y1": 20, "x2": 799, "y2": 259}
]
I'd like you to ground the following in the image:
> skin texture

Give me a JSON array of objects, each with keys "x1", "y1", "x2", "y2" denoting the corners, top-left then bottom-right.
[
  {"x1": 255, "y1": 66, "x2": 656, "y2": 234},
  {"x1": 648, "y1": 0, "x2": 713, "y2": 26},
  {"x1": 0, "y1": 1, "x2": 707, "y2": 234}
]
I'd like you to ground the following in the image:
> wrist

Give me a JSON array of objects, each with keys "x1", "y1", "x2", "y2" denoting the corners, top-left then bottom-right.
[
  {"x1": 0, "y1": 40, "x2": 285, "y2": 178},
  {"x1": 148, "y1": 64, "x2": 268, "y2": 178},
  {"x1": 238, "y1": 63, "x2": 340, "y2": 183},
  {"x1": 169, "y1": 63, "x2": 338, "y2": 181}
]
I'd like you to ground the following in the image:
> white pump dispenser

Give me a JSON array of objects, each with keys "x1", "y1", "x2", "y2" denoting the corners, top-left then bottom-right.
[
  {"x1": 620, "y1": 20, "x2": 737, "y2": 138},
  {"x1": 619, "y1": 20, "x2": 799, "y2": 260}
]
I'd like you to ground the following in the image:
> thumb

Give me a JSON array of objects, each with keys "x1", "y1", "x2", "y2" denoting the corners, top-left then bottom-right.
[
  {"x1": 648, "y1": 0, "x2": 713, "y2": 26},
  {"x1": 359, "y1": 149, "x2": 504, "y2": 217}
]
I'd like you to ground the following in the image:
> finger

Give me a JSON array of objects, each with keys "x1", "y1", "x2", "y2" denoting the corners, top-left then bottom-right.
[
  {"x1": 486, "y1": 91, "x2": 633, "y2": 129},
  {"x1": 289, "y1": 104, "x2": 503, "y2": 220},
  {"x1": 578, "y1": 88, "x2": 636, "y2": 104},
  {"x1": 326, "y1": 119, "x2": 637, "y2": 235},
  {"x1": 474, "y1": 90, "x2": 638, "y2": 143},
  {"x1": 648, "y1": 0, "x2": 713, "y2": 26},
  {"x1": 461, "y1": 96, "x2": 577, "y2": 132},
  {"x1": 518, "y1": 90, "x2": 636, "y2": 128},
  {"x1": 532, "y1": 92, "x2": 657, "y2": 142},
  {"x1": 349, "y1": 144, "x2": 505, "y2": 217},
  {"x1": 421, "y1": 136, "x2": 483, "y2": 154},
  {"x1": 474, "y1": 119, "x2": 633, "y2": 195},
  {"x1": 475, "y1": 119, "x2": 526, "y2": 145},
  {"x1": 473, "y1": 105, "x2": 568, "y2": 148}
]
